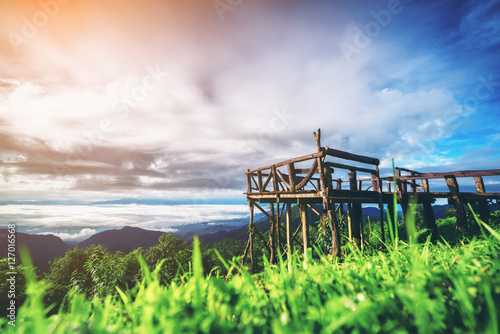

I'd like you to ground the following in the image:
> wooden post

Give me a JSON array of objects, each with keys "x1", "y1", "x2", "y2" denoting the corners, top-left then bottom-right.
[
  {"x1": 374, "y1": 166, "x2": 385, "y2": 244},
  {"x1": 422, "y1": 200, "x2": 438, "y2": 240},
  {"x1": 348, "y1": 170, "x2": 362, "y2": 248},
  {"x1": 336, "y1": 179, "x2": 344, "y2": 224},
  {"x1": 422, "y1": 179, "x2": 430, "y2": 193},
  {"x1": 314, "y1": 129, "x2": 341, "y2": 257},
  {"x1": 272, "y1": 165, "x2": 278, "y2": 192},
  {"x1": 287, "y1": 163, "x2": 297, "y2": 192},
  {"x1": 276, "y1": 202, "x2": 281, "y2": 257},
  {"x1": 286, "y1": 203, "x2": 292, "y2": 254},
  {"x1": 445, "y1": 175, "x2": 468, "y2": 231},
  {"x1": 249, "y1": 229, "x2": 254, "y2": 274},
  {"x1": 325, "y1": 169, "x2": 341, "y2": 257},
  {"x1": 286, "y1": 203, "x2": 292, "y2": 270},
  {"x1": 474, "y1": 176, "x2": 491, "y2": 223},
  {"x1": 299, "y1": 202, "x2": 309, "y2": 262},
  {"x1": 410, "y1": 172, "x2": 417, "y2": 193},
  {"x1": 249, "y1": 204, "x2": 255, "y2": 273},
  {"x1": 269, "y1": 203, "x2": 277, "y2": 264},
  {"x1": 257, "y1": 171, "x2": 263, "y2": 192},
  {"x1": 396, "y1": 168, "x2": 409, "y2": 228},
  {"x1": 247, "y1": 169, "x2": 251, "y2": 194}
]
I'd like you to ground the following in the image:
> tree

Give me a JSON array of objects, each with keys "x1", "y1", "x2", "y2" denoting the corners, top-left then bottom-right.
[{"x1": 145, "y1": 234, "x2": 191, "y2": 283}]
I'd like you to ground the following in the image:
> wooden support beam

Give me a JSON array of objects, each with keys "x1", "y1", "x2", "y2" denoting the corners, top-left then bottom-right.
[
  {"x1": 250, "y1": 223, "x2": 270, "y2": 255},
  {"x1": 257, "y1": 170, "x2": 263, "y2": 192},
  {"x1": 276, "y1": 169, "x2": 291, "y2": 191},
  {"x1": 295, "y1": 159, "x2": 318, "y2": 190},
  {"x1": 261, "y1": 171, "x2": 273, "y2": 192},
  {"x1": 395, "y1": 168, "x2": 407, "y2": 194},
  {"x1": 276, "y1": 202, "x2": 281, "y2": 259},
  {"x1": 286, "y1": 203, "x2": 292, "y2": 268},
  {"x1": 246, "y1": 151, "x2": 325, "y2": 174},
  {"x1": 375, "y1": 166, "x2": 385, "y2": 244},
  {"x1": 410, "y1": 172, "x2": 417, "y2": 193},
  {"x1": 299, "y1": 202, "x2": 310, "y2": 262},
  {"x1": 247, "y1": 169, "x2": 251, "y2": 194},
  {"x1": 445, "y1": 175, "x2": 468, "y2": 232},
  {"x1": 251, "y1": 175, "x2": 259, "y2": 191},
  {"x1": 237, "y1": 236, "x2": 251, "y2": 275},
  {"x1": 253, "y1": 202, "x2": 271, "y2": 219},
  {"x1": 324, "y1": 147, "x2": 380, "y2": 166},
  {"x1": 287, "y1": 163, "x2": 297, "y2": 192},
  {"x1": 422, "y1": 179, "x2": 430, "y2": 192},
  {"x1": 390, "y1": 169, "x2": 500, "y2": 181},
  {"x1": 422, "y1": 200, "x2": 438, "y2": 241},
  {"x1": 474, "y1": 176, "x2": 491, "y2": 222},
  {"x1": 248, "y1": 204, "x2": 255, "y2": 273},
  {"x1": 348, "y1": 170, "x2": 362, "y2": 248},
  {"x1": 269, "y1": 203, "x2": 277, "y2": 264},
  {"x1": 324, "y1": 161, "x2": 376, "y2": 175},
  {"x1": 307, "y1": 203, "x2": 321, "y2": 217},
  {"x1": 249, "y1": 230, "x2": 254, "y2": 274}
]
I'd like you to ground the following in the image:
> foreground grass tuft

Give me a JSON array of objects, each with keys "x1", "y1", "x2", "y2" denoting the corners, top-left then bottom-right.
[{"x1": 2, "y1": 230, "x2": 500, "y2": 333}]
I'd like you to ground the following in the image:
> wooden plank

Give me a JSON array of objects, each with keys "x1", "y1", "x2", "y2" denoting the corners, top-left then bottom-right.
[
  {"x1": 325, "y1": 161, "x2": 376, "y2": 175},
  {"x1": 392, "y1": 169, "x2": 500, "y2": 181},
  {"x1": 324, "y1": 147, "x2": 380, "y2": 166},
  {"x1": 246, "y1": 151, "x2": 325, "y2": 174},
  {"x1": 445, "y1": 175, "x2": 468, "y2": 231},
  {"x1": 397, "y1": 167, "x2": 422, "y2": 174}
]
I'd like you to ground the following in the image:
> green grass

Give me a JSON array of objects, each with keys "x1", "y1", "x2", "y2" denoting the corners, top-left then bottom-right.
[{"x1": 2, "y1": 222, "x2": 500, "y2": 333}]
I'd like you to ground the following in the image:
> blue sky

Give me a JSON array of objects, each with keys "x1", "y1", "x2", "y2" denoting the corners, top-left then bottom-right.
[{"x1": 0, "y1": 0, "x2": 499, "y2": 202}]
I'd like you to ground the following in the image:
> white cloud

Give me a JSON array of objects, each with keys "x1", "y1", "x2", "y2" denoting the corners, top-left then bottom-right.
[{"x1": 39, "y1": 228, "x2": 97, "y2": 241}]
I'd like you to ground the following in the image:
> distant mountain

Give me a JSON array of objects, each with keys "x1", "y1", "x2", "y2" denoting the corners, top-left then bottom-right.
[
  {"x1": 199, "y1": 205, "x2": 322, "y2": 245},
  {"x1": 432, "y1": 204, "x2": 453, "y2": 220},
  {"x1": 77, "y1": 226, "x2": 168, "y2": 253},
  {"x1": 0, "y1": 229, "x2": 69, "y2": 273},
  {"x1": 173, "y1": 214, "x2": 264, "y2": 241}
]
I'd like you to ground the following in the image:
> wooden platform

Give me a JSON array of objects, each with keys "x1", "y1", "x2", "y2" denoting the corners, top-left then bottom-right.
[{"x1": 238, "y1": 129, "x2": 500, "y2": 271}]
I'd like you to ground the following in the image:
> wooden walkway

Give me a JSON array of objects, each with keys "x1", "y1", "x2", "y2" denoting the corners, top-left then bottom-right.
[{"x1": 240, "y1": 129, "x2": 500, "y2": 269}]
